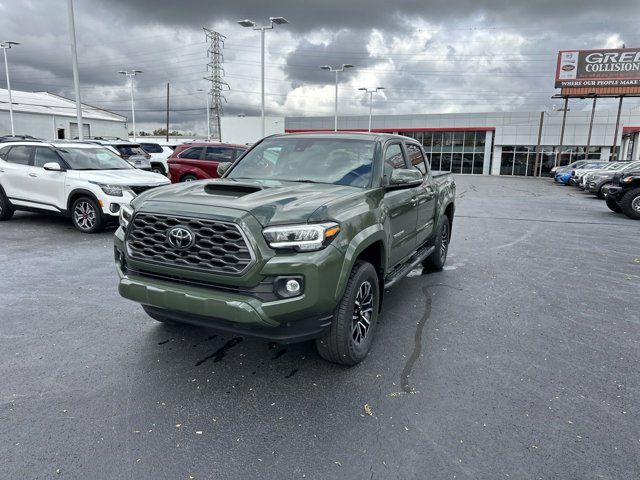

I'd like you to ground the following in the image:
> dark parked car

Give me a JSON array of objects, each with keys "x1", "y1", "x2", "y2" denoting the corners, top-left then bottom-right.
[
  {"x1": 585, "y1": 161, "x2": 640, "y2": 198},
  {"x1": 603, "y1": 169, "x2": 640, "y2": 219},
  {"x1": 167, "y1": 142, "x2": 248, "y2": 182}
]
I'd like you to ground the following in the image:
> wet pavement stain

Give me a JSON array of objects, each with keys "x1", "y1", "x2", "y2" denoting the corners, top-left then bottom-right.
[
  {"x1": 272, "y1": 349, "x2": 287, "y2": 360},
  {"x1": 285, "y1": 368, "x2": 299, "y2": 379},
  {"x1": 195, "y1": 337, "x2": 243, "y2": 366},
  {"x1": 158, "y1": 339, "x2": 171, "y2": 345},
  {"x1": 400, "y1": 286, "x2": 432, "y2": 393},
  {"x1": 267, "y1": 342, "x2": 277, "y2": 350}
]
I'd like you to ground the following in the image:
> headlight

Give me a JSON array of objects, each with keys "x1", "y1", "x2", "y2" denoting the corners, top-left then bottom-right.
[
  {"x1": 263, "y1": 222, "x2": 340, "y2": 251},
  {"x1": 119, "y1": 205, "x2": 133, "y2": 229},
  {"x1": 91, "y1": 182, "x2": 123, "y2": 197},
  {"x1": 621, "y1": 176, "x2": 633, "y2": 183}
]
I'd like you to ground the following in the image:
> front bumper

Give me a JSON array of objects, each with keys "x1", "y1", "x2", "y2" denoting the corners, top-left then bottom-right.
[
  {"x1": 602, "y1": 185, "x2": 623, "y2": 198},
  {"x1": 114, "y1": 227, "x2": 344, "y2": 343}
]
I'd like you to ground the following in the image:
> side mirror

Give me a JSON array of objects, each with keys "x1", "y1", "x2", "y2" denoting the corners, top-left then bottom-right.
[
  {"x1": 217, "y1": 162, "x2": 232, "y2": 177},
  {"x1": 388, "y1": 168, "x2": 423, "y2": 187},
  {"x1": 42, "y1": 162, "x2": 63, "y2": 172}
]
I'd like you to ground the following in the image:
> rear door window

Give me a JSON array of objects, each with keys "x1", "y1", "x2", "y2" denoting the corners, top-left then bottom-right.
[
  {"x1": 204, "y1": 147, "x2": 235, "y2": 161},
  {"x1": 140, "y1": 143, "x2": 163, "y2": 154},
  {"x1": 6, "y1": 146, "x2": 33, "y2": 165}
]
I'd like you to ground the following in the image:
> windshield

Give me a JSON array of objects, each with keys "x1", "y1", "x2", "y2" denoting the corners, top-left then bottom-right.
[
  {"x1": 117, "y1": 145, "x2": 147, "y2": 157},
  {"x1": 58, "y1": 147, "x2": 134, "y2": 170},
  {"x1": 622, "y1": 162, "x2": 640, "y2": 171},
  {"x1": 227, "y1": 137, "x2": 376, "y2": 187}
]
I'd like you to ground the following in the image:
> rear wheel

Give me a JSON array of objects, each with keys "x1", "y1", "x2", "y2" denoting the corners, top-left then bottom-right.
[
  {"x1": 150, "y1": 164, "x2": 165, "y2": 175},
  {"x1": 142, "y1": 305, "x2": 180, "y2": 325},
  {"x1": 620, "y1": 187, "x2": 640, "y2": 220},
  {"x1": 181, "y1": 174, "x2": 198, "y2": 182},
  {"x1": 0, "y1": 191, "x2": 15, "y2": 221},
  {"x1": 423, "y1": 214, "x2": 450, "y2": 272},
  {"x1": 71, "y1": 196, "x2": 104, "y2": 233},
  {"x1": 315, "y1": 261, "x2": 380, "y2": 366},
  {"x1": 605, "y1": 196, "x2": 622, "y2": 213}
]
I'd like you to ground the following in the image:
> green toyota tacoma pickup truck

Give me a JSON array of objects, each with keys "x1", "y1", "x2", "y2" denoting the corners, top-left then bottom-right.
[{"x1": 114, "y1": 133, "x2": 455, "y2": 365}]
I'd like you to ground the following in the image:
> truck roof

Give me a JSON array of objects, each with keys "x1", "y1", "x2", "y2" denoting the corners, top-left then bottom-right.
[{"x1": 278, "y1": 131, "x2": 414, "y2": 142}]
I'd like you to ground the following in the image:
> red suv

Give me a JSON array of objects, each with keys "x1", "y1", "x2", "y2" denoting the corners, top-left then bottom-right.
[{"x1": 167, "y1": 142, "x2": 248, "y2": 183}]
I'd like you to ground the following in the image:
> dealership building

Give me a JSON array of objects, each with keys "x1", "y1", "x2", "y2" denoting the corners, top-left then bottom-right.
[
  {"x1": 0, "y1": 89, "x2": 128, "y2": 140},
  {"x1": 284, "y1": 109, "x2": 640, "y2": 176}
]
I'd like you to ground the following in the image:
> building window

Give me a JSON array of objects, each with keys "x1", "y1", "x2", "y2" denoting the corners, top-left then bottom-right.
[{"x1": 399, "y1": 130, "x2": 489, "y2": 175}]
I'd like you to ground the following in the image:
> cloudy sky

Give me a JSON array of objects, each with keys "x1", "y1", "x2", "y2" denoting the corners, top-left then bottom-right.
[{"x1": 1, "y1": 0, "x2": 639, "y2": 134}]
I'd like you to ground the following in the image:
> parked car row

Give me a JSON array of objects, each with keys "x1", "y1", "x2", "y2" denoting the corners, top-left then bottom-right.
[
  {"x1": 552, "y1": 159, "x2": 640, "y2": 220},
  {"x1": 0, "y1": 139, "x2": 170, "y2": 232}
]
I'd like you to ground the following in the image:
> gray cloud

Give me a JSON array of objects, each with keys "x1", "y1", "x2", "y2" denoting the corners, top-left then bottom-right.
[{"x1": 0, "y1": 0, "x2": 638, "y2": 133}]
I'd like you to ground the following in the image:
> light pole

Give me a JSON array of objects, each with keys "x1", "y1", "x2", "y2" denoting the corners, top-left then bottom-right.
[
  {"x1": 66, "y1": 0, "x2": 84, "y2": 140},
  {"x1": 118, "y1": 70, "x2": 143, "y2": 141},
  {"x1": 1, "y1": 41, "x2": 20, "y2": 136},
  {"x1": 358, "y1": 87, "x2": 384, "y2": 132},
  {"x1": 197, "y1": 88, "x2": 211, "y2": 140},
  {"x1": 238, "y1": 17, "x2": 289, "y2": 139},
  {"x1": 321, "y1": 64, "x2": 354, "y2": 132}
]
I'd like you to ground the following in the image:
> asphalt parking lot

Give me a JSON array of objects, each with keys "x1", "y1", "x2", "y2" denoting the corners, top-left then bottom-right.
[{"x1": 1, "y1": 175, "x2": 639, "y2": 480}]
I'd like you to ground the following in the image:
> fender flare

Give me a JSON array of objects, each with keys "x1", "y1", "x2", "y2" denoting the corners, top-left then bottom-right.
[
  {"x1": 333, "y1": 224, "x2": 387, "y2": 302},
  {"x1": 67, "y1": 188, "x2": 102, "y2": 214}
]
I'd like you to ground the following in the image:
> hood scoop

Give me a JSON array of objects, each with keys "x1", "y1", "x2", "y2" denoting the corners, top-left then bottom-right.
[{"x1": 204, "y1": 182, "x2": 263, "y2": 198}]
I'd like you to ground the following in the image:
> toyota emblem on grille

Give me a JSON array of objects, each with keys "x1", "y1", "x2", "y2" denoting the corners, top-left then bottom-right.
[{"x1": 167, "y1": 226, "x2": 195, "y2": 250}]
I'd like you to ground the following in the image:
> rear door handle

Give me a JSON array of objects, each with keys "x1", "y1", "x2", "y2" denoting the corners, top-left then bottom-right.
[{"x1": 29, "y1": 172, "x2": 37, "y2": 177}]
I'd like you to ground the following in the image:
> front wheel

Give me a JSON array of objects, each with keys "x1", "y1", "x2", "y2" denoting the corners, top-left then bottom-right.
[
  {"x1": 71, "y1": 197, "x2": 104, "y2": 233},
  {"x1": 620, "y1": 187, "x2": 640, "y2": 220},
  {"x1": 150, "y1": 164, "x2": 165, "y2": 175},
  {"x1": 423, "y1": 214, "x2": 450, "y2": 272},
  {"x1": 315, "y1": 261, "x2": 380, "y2": 366},
  {"x1": 605, "y1": 196, "x2": 622, "y2": 213},
  {"x1": 181, "y1": 174, "x2": 198, "y2": 182}
]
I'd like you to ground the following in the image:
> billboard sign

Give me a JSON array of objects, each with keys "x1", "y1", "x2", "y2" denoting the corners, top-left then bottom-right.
[{"x1": 555, "y1": 48, "x2": 640, "y2": 88}]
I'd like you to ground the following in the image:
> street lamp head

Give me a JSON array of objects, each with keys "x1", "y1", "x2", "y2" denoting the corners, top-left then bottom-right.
[
  {"x1": 358, "y1": 87, "x2": 367, "y2": 91},
  {"x1": 342, "y1": 64, "x2": 354, "y2": 69},
  {"x1": 270, "y1": 16, "x2": 289, "y2": 25},
  {"x1": 376, "y1": 87, "x2": 385, "y2": 91},
  {"x1": 1, "y1": 41, "x2": 20, "y2": 48},
  {"x1": 117, "y1": 70, "x2": 127, "y2": 75},
  {"x1": 132, "y1": 70, "x2": 143, "y2": 75},
  {"x1": 320, "y1": 65, "x2": 331, "y2": 70},
  {"x1": 238, "y1": 19, "x2": 256, "y2": 28}
]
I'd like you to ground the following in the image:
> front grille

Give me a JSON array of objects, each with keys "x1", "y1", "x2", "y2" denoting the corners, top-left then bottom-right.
[
  {"x1": 126, "y1": 213, "x2": 254, "y2": 275},
  {"x1": 130, "y1": 185, "x2": 159, "y2": 196}
]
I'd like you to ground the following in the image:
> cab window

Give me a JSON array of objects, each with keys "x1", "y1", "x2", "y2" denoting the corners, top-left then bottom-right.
[
  {"x1": 406, "y1": 143, "x2": 428, "y2": 174},
  {"x1": 383, "y1": 143, "x2": 407, "y2": 180}
]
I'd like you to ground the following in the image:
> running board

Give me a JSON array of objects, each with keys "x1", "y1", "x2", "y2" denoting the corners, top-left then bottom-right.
[{"x1": 383, "y1": 245, "x2": 435, "y2": 289}]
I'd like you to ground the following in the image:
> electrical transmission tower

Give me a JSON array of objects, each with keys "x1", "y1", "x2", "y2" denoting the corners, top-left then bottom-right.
[{"x1": 203, "y1": 28, "x2": 229, "y2": 141}]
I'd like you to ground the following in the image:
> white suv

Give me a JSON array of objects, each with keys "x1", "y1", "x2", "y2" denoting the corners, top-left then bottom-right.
[{"x1": 0, "y1": 141, "x2": 170, "y2": 233}]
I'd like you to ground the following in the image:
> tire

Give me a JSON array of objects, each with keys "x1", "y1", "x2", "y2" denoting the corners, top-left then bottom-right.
[
  {"x1": 181, "y1": 174, "x2": 198, "y2": 182},
  {"x1": 619, "y1": 187, "x2": 640, "y2": 220},
  {"x1": 315, "y1": 261, "x2": 380, "y2": 366},
  {"x1": 423, "y1": 214, "x2": 450, "y2": 272},
  {"x1": 597, "y1": 182, "x2": 611, "y2": 200},
  {"x1": 150, "y1": 164, "x2": 165, "y2": 175},
  {"x1": 71, "y1": 196, "x2": 104, "y2": 233},
  {"x1": 142, "y1": 305, "x2": 180, "y2": 325},
  {"x1": 605, "y1": 196, "x2": 622, "y2": 213},
  {"x1": 0, "y1": 190, "x2": 15, "y2": 221}
]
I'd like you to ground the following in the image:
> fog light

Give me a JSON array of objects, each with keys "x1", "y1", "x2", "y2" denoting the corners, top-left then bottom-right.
[
  {"x1": 274, "y1": 276, "x2": 304, "y2": 299},
  {"x1": 110, "y1": 203, "x2": 121, "y2": 213},
  {"x1": 286, "y1": 279, "x2": 300, "y2": 294}
]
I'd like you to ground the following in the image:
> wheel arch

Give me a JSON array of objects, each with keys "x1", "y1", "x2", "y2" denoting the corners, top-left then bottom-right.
[{"x1": 67, "y1": 188, "x2": 102, "y2": 216}]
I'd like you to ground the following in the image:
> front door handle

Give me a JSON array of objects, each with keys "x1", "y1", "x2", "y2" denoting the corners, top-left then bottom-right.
[{"x1": 28, "y1": 172, "x2": 37, "y2": 177}]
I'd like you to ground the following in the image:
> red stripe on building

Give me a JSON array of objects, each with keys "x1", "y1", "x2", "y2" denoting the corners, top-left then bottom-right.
[{"x1": 285, "y1": 127, "x2": 496, "y2": 133}]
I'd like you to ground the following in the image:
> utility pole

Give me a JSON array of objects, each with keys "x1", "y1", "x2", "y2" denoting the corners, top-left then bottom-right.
[
  {"x1": 118, "y1": 70, "x2": 143, "y2": 141},
  {"x1": 203, "y1": 28, "x2": 229, "y2": 141},
  {"x1": 65, "y1": 0, "x2": 83, "y2": 140},
  {"x1": 238, "y1": 17, "x2": 289, "y2": 138},
  {"x1": 197, "y1": 89, "x2": 211, "y2": 140},
  {"x1": 1, "y1": 41, "x2": 20, "y2": 136},
  {"x1": 321, "y1": 64, "x2": 354, "y2": 131},
  {"x1": 165, "y1": 82, "x2": 169, "y2": 142},
  {"x1": 585, "y1": 96, "x2": 597, "y2": 162},
  {"x1": 611, "y1": 96, "x2": 624, "y2": 161},
  {"x1": 533, "y1": 111, "x2": 545, "y2": 177},
  {"x1": 555, "y1": 97, "x2": 569, "y2": 167},
  {"x1": 358, "y1": 87, "x2": 384, "y2": 132}
]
